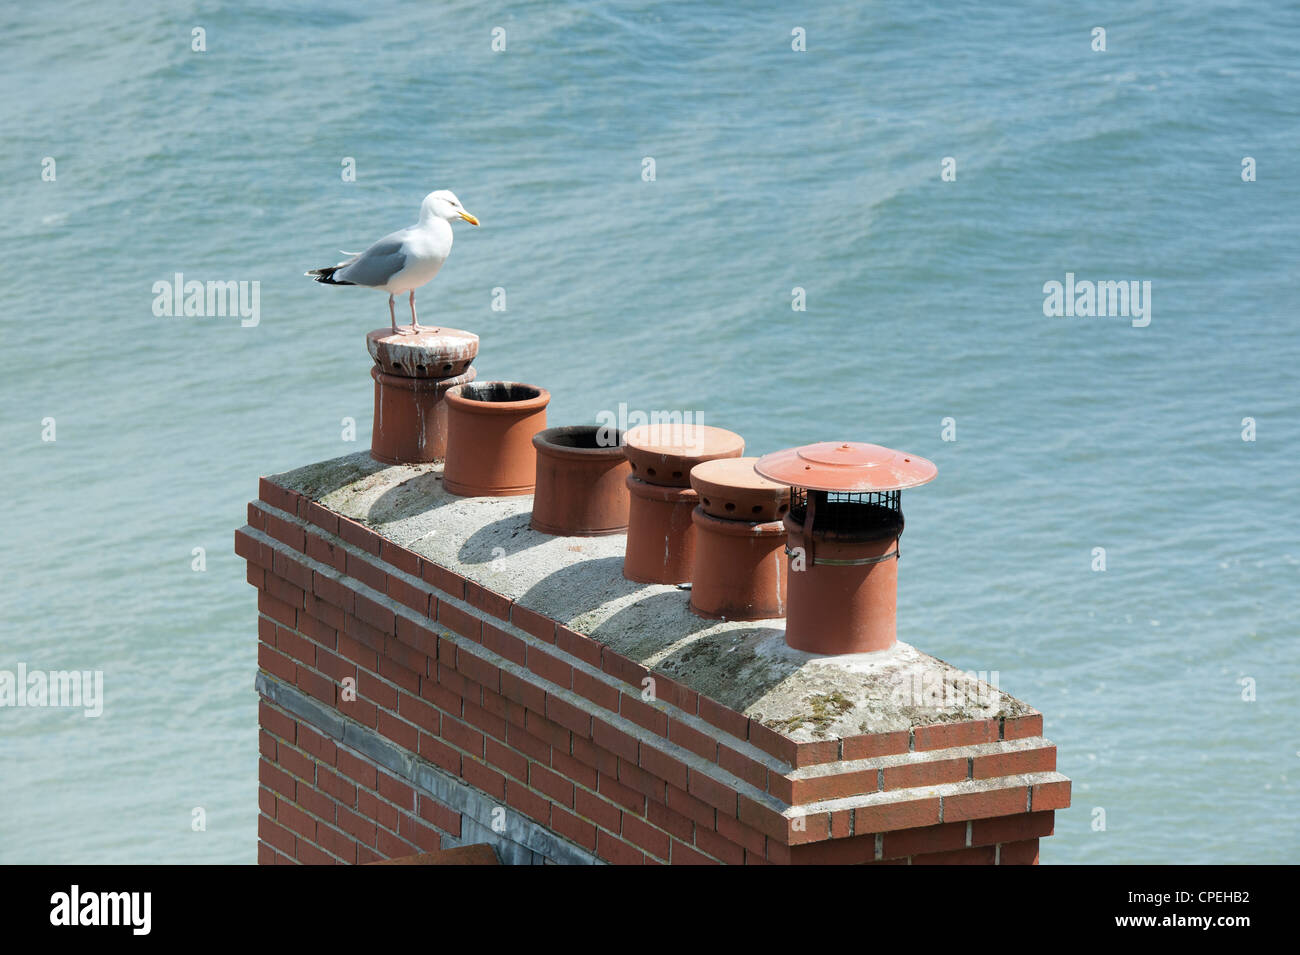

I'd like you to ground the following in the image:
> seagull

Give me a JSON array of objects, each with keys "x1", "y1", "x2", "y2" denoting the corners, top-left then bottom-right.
[{"x1": 307, "y1": 190, "x2": 479, "y2": 335}]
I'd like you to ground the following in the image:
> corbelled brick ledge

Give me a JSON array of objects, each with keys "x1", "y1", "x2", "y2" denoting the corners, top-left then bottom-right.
[{"x1": 237, "y1": 452, "x2": 1071, "y2": 865}]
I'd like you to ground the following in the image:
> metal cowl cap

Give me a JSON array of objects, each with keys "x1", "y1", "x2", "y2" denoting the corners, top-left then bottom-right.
[{"x1": 754, "y1": 441, "x2": 937, "y2": 493}]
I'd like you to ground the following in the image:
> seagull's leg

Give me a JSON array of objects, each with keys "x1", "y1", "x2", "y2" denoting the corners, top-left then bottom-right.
[
  {"x1": 409, "y1": 290, "x2": 419, "y2": 332},
  {"x1": 389, "y1": 294, "x2": 398, "y2": 334}
]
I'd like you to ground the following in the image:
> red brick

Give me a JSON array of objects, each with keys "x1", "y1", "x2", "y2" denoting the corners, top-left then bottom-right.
[
  {"x1": 695, "y1": 825, "x2": 745, "y2": 865},
  {"x1": 649, "y1": 672, "x2": 698, "y2": 715},
  {"x1": 1031, "y1": 779, "x2": 1071, "y2": 811},
  {"x1": 272, "y1": 549, "x2": 314, "y2": 593},
  {"x1": 338, "y1": 517, "x2": 381, "y2": 556},
  {"x1": 421, "y1": 560, "x2": 466, "y2": 600},
  {"x1": 336, "y1": 805, "x2": 378, "y2": 846},
  {"x1": 506, "y1": 723, "x2": 551, "y2": 763},
  {"x1": 264, "y1": 512, "x2": 306, "y2": 553},
  {"x1": 598, "y1": 772, "x2": 645, "y2": 814},
  {"x1": 972, "y1": 811, "x2": 1055, "y2": 846},
  {"x1": 316, "y1": 821, "x2": 359, "y2": 864},
  {"x1": 668, "y1": 718, "x2": 717, "y2": 761},
  {"x1": 506, "y1": 779, "x2": 551, "y2": 826},
  {"x1": 273, "y1": 627, "x2": 313, "y2": 667},
  {"x1": 419, "y1": 733, "x2": 462, "y2": 775},
  {"x1": 356, "y1": 789, "x2": 398, "y2": 830},
  {"x1": 394, "y1": 615, "x2": 439, "y2": 659},
  {"x1": 852, "y1": 796, "x2": 941, "y2": 834},
  {"x1": 317, "y1": 766, "x2": 357, "y2": 807},
  {"x1": 591, "y1": 717, "x2": 639, "y2": 763},
  {"x1": 572, "y1": 668, "x2": 620, "y2": 712},
  {"x1": 442, "y1": 715, "x2": 484, "y2": 758},
  {"x1": 258, "y1": 784, "x2": 276, "y2": 818},
  {"x1": 376, "y1": 826, "x2": 418, "y2": 860},
  {"x1": 259, "y1": 815, "x2": 295, "y2": 857},
  {"x1": 259, "y1": 701, "x2": 295, "y2": 743},
  {"x1": 354, "y1": 593, "x2": 395, "y2": 634},
  {"x1": 247, "y1": 502, "x2": 267, "y2": 531},
  {"x1": 277, "y1": 799, "x2": 316, "y2": 843},
  {"x1": 671, "y1": 840, "x2": 719, "y2": 865},
  {"x1": 398, "y1": 692, "x2": 441, "y2": 734},
  {"x1": 259, "y1": 477, "x2": 299, "y2": 514},
  {"x1": 438, "y1": 600, "x2": 481, "y2": 641},
  {"x1": 600, "y1": 647, "x2": 649, "y2": 689},
  {"x1": 357, "y1": 670, "x2": 398, "y2": 710},
  {"x1": 914, "y1": 718, "x2": 999, "y2": 752},
  {"x1": 883, "y1": 756, "x2": 969, "y2": 791},
  {"x1": 336, "y1": 750, "x2": 377, "y2": 790},
  {"x1": 305, "y1": 501, "x2": 339, "y2": 535},
  {"x1": 259, "y1": 730, "x2": 276, "y2": 761},
  {"x1": 305, "y1": 594, "x2": 347, "y2": 632},
  {"x1": 500, "y1": 669, "x2": 547, "y2": 713},
  {"x1": 716, "y1": 812, "x2": 767, "y2": 856},
  {"x1": 456, "y1": 646, "x2": 501, "y2": 693},
  {"x1": 998, "y1": 838, "x2": 1040, "y2": 865},
  {"x1": 265, "y1": 574, "x2": 306, "y2": 611},
  {"x1": 596, "y1": 830, "x2": 644, "y2": 865},
  {"x1": 944, "y1": 785, "x2": 1029, "y2": 822},
  {"x1": 618, "y1": 758, "x2": 666, "y2": 801},
  {"x1": 621, "y1": 695, "x2": 667, "y2": 736},
  {"x1": 914, "y1": 844, "x2": 997, "y2": 865},
  {"x1": 621, "y1": 813, "x2": 671, "y2": 861},
  {"x1": 718, "y1": 745, "x2": 767, "y2": 791},
  {"x1": 575, "y1": 787, "x2": 621, "y2": 832},
  {"x1": 789, "y1": 768, "x2": 878, "y2": 804},
  {"x1": 379, "y1": 647, "x2": 424, "y2": 693},
  {"x1": 530, "y1": 762, "x2": 575, "y2": 807},
  {"x1": 666, "y1": 785, "x2": 716, "y2": 828},
  {"x1": 347, "y1": 550, "x2": 388, "y2": 593},
  {"x1": 556, "y1": 626, "x2": 603, "y2": 668},
  {"x1": 527, "y1": 645, "x2": 573, "y2": 689},
  {"x1": 278, "y1": 744, "x2": 315, "y2": 784},
  {"x1": 639, "y1": 744, "x2": 689, "y2": 791},
  {"x1": 297, "y1": 612, "x2": 337, "y2": 649},
  {"x1": 312, "y1": 572, "x2": 355, "y2": 614},
  {"x1": 551, "y1": 805, "x2": 597, "y2": 851},
  {"x1": 466, "y1": 581, "x2": 511, "y2": 621},
  {"x1": 545, "y1": 694, "x2": 592, "y2": 737},
  {"x1": 551, "y1": 748, "x2": 598, "y2": 792},
  {"x1": 486, "y1": 737, "x2": 528, "y2": 782},
  {"x1": 1003, "y1": 714, "x2": 1044, "y2": 741},
  {"x1": 696, "y1": 696, "x2": 748, "y2": 738},
  {"x1": 746, "y1": 720, "x2": 796, "y2": 765},
  {"x1": 258, "y1": 592, "x2": 297, "y2": 629},
  {"x1": 464, "y1": 700, "x2": 508, "y2": 741},
  {"x1": 417, "y1": 794, "x2": 462, "y2": 838},
  {"x1": 972, "y1": 746, "x2": 1056, "y2": 780},
  {"x1": 481, "y1": 621, "x2": 527, "y2": 667},
  {"x1": 646, "y1": 799, "x2": 694, "y2": 843},
  {"x1": 259, "y1": 759, "x2": 296, "y2": 801},
  {"x1": 687, "y1": 769, "x2": 737, "y2": 816},
  {"x1": 881, "y1": 820, "x2": 967, "y2": 859},
  {"x1": 387, "y1": 574, "x2": 430, "y2": 616},
  {"x1": 506, "y1": 603, "x2": 554, "y2": 643},
  {"x1": 298, "y1": 784, "x2": 338, "y2": 826},
  {"x1": 786, "y1": 812, "x2": 831, "y2": 845},
  {"x1": 380, "y1": 540, "x2": 421, "y2": 577}
]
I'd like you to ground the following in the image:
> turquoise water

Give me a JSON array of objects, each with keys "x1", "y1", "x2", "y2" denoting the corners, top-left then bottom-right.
[{"x1": 2, "y1": 1, "x2": 1297, "y2": 863}]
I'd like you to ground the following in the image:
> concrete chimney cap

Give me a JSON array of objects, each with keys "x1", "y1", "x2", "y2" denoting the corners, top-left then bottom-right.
[{"x1": 754, "y1": 441, "x2": 937, "y2": 493}]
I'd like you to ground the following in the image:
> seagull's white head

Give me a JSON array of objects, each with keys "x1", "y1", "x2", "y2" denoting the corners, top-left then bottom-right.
[{"x1": 422, "y1": 190, "x2": 479, "y2": 226}]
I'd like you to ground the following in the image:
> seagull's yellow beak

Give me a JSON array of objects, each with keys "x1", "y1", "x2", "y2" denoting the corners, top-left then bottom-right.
[{"x1": 459, "y1": 211, "x2": 480, "y2": 226}]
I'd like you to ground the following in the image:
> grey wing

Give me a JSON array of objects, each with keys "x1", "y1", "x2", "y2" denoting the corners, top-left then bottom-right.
[{"x1": 335, "y1": 232, "x2": 408, "y2": 288}]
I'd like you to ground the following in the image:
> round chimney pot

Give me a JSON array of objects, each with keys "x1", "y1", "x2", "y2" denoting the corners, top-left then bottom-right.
[
  {"x1": 690, "y1": 456, "x2": 790, "y2": 522},
  {"x1": 621, "y1": 475, "x2": 699, "y2": 585},
  {"x1": 370, "y1": 365, "x2": 476, "y2": 465},
  {"x1": 366, "y1": 326, "x2": 479, "y2": 379},
  {"x1": 623, "y1": 424, "x2": 744, "y2": 487},
  {"x1": 530, "y1": 426, "x2": 632, "y2": 536},
  {"x1": 443, "y1": 381, "x2": 550, "y2": 497}
]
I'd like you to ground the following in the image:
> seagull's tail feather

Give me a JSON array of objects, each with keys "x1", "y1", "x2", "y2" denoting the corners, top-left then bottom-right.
[{"x1": 305, "y1": 265, "x2": 355, "y2": 286}]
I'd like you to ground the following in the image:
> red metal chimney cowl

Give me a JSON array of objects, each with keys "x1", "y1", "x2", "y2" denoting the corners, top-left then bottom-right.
[
  {"x1": 367, "y1": 326, "x2": 479, "y2": 465},
  {"x1": 755, "y1": 442, "x2": 937, "y2": 655},
  {"x1": 622, "y1": 424, "x2": 745, "y2": 584}
]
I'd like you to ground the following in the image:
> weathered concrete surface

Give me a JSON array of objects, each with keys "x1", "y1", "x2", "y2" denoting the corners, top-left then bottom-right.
[{"x1": 273, "y1": 452, "x2": 1035, "y2": 742}]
